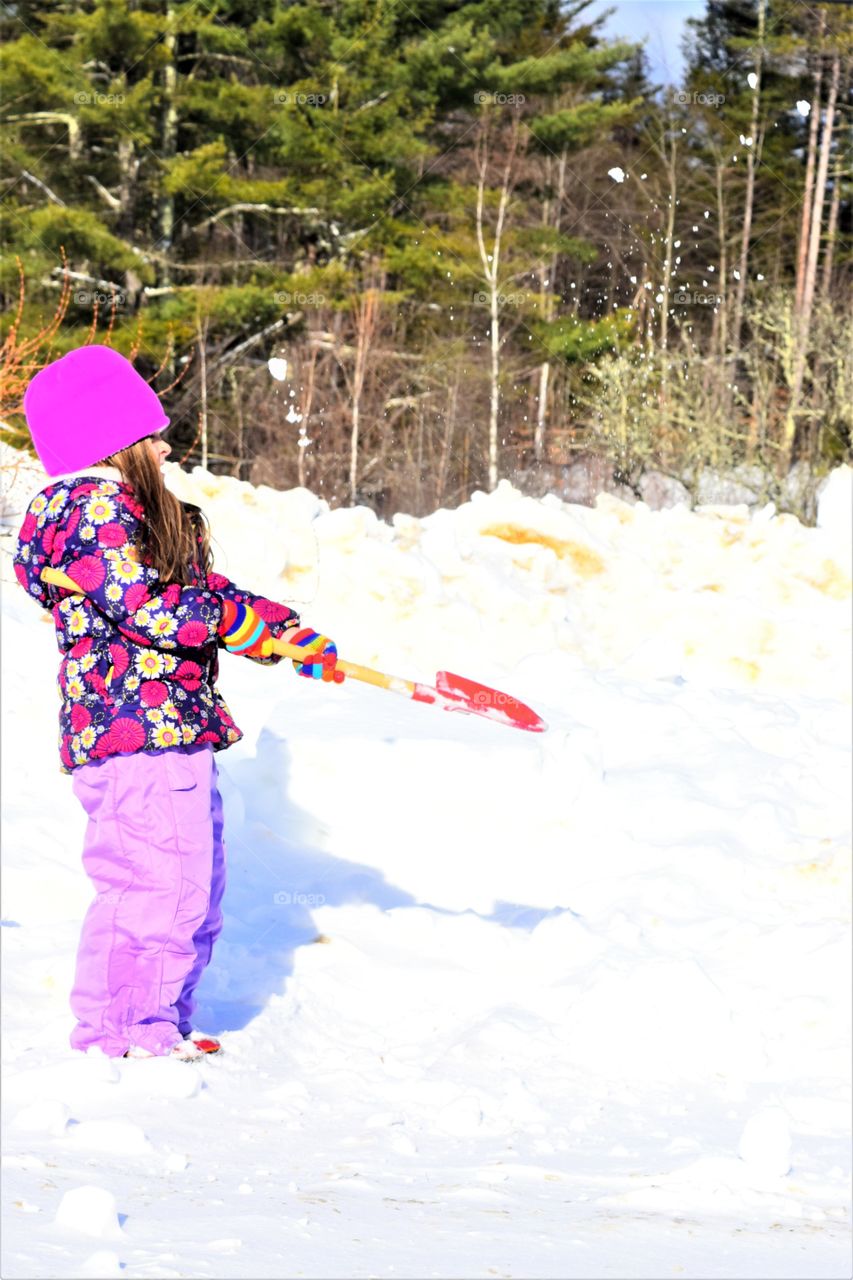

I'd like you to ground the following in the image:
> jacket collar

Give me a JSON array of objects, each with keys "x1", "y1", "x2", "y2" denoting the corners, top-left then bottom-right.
[{"x1": 53, "y1": 465, "x2": 126, "y2": 484}]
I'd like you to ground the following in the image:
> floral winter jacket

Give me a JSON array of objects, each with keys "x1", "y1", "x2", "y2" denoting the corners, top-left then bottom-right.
[{"x1": 14, "y1": 470, "x2": 301, "y2": 774}]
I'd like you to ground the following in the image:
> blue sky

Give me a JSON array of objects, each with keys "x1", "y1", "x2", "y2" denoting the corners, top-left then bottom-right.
[{"x1": 585, "y1": 0, "x2": 708, "y2": 85}]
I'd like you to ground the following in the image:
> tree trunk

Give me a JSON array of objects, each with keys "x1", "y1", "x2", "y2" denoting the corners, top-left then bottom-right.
[
  {"x1": 349, "y1": 374, "x2": 362, "y2": 504},
  {"x1": 784, "y1": 51, "x2": 841, "y2": 469},
  {"x1": 801, "y1": 50, "x2": 841, "y2": 333},
  {"x1": 115, "y1": 138, "x2": 139, "y2": 240},
  {"x1": 714, "y1": 153, "x2": 728, "y2": 360},
  {"x1": 475, "y1": 116, "x2": 518, "y2": 492},
  {"x1": 157, "y1": 5, "x2": 178, "y2": 288},
  {"x1": 820, "y1": 151, "x2": 842, "y2": 296},
  {"x1": 197, "y1": 313, "x2": 209, "y2": 471},
  {"x1": 794, "y1": 12, "x2": 825, "y2": 315},
  {"x1": 348, "y1": 276, "x2": 379, "y2": 504},
  {"x1": 534, "y1": 155, "x2": 552, "y2": 465},
  {"x1": 436, "y1": 365, "x2": 460, "y2": 507},
  {"x1": 732, "y1": 0, "x2": 765, "y2": 352},
  {"x1": 659, "y1": 134, "x2": 677, "y2": 358},
  {"x1": 534, "y1": 360, "x2": 550, "y2": 463},
  {"x1": 229, "y1": 368, "x2": 244, "y2": 480},
  {"x1": 487, "y1": 276, "x2": 500, "y2": 491},
  {"x1": 298, "y1": 347, "x2": 318, "y2": 491},
  {"x1": 534, "y1": 150, "x2": 567, "y2": 464}
]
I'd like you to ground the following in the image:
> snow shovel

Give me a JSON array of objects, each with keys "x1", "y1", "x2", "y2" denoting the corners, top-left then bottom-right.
[{"x1": 41, "y1": 566, "x2": 547, "y2": 733}]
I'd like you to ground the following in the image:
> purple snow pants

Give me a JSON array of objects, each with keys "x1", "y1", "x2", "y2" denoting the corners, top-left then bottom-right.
[{"x1": 69, "y1": 743, "x2": 226, "y2": 1057}]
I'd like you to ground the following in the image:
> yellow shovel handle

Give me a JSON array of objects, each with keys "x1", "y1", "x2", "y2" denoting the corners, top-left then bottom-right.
[
  {"x1": 40, "y1": 565, "x2": 416, "y2": 697},
  {"x1": 269, "y1": 638, "x2": 415, "y2": 694},
  {"x1": 42, "y1": 565, "x2": 86, "y2": 594}
]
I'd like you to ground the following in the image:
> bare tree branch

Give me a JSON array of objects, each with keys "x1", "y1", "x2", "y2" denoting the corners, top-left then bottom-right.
[
  {"x1": 192, "y1": 204, "x2": 323, "y2": 234},
  {"x1": 84, "y1": 173, "x2": 122, "y2": 211}
]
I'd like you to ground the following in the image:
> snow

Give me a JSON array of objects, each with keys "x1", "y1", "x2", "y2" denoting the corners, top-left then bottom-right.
[
  {"x1": 2, "y1": 453, "x2": 851, "y2": 1278},
  {"x1": 54, "y1": 1185, "x2": 124, "y2": 1241},
  {"x1": 738, "y1": 1109, "x2": 793, "y2": 1180},
  {"x1": 817, "y1": 464, "x2": 853, "y2": 546},
  {"x1": 75, "y1": 1251, "x2": 123, "y2": 1279}
]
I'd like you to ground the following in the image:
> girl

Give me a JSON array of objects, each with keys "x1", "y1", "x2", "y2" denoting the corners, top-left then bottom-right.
[{"x1": 14, "y1": 344, "x2": 342, "y2": 1061}]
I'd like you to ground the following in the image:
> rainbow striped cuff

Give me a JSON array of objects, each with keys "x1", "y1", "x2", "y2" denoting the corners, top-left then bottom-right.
[{"x1": 219, "y1": 599, "x2": 269, "y2": 654}]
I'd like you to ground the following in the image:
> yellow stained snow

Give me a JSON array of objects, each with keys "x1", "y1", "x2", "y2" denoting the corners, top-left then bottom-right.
[
  {"x1": 795, "y1": 849, "x2": 851, "y2": 886},
  {"x1": 594, "y1": 492, "x2": 636, "y2": 524},
  {"x1": 479, "y1": 523, "x2": 606, "y2": 578},
  {"x1": 774, "y1": 844, "x2": 853, "y2": 921},
  {"x1": 798, "y1": 558, "x2": 852, "y2": 601},
  {"x1": 728, "y1": 656, "x2": 762, "y2": 684}
]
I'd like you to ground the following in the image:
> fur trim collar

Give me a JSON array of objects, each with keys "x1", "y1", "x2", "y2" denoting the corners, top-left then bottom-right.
[{"x1": 53, "y1": 465, "x2": 126, "y2": 484}]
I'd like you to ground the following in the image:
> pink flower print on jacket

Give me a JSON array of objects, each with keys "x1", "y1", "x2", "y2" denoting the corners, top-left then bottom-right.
[{"x1": 14, "y1": 476, "x2": 301, "y2": 773}]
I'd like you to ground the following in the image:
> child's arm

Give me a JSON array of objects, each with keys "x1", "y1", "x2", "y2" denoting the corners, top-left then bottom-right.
[
  {"x1": 16, "y1": 483, "x2": 329, "y2": 671},
  {"x1": 216, "y1": 593, "x2": 342, "y2": 681},
  {"x1": 17, "y1": 486, "x2": 222, "y2": 651},
  {"x1": 204, "y1": 569, "x2": 301, "y2": 667}
]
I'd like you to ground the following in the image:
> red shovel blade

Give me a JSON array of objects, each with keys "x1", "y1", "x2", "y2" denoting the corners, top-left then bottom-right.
[{"x1": 426, "y1": 670, "x2": 547, "y2": 732}]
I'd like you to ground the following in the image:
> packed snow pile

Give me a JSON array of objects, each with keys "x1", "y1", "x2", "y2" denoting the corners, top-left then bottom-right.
[
  {"x1": 2, "y1": 454, "x2": 851, "y2": 1279},
  {"x1": 160, "y1": 461, "x2": 853, "y2": 701}
]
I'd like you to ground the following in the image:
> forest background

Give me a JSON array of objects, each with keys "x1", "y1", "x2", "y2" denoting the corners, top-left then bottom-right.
[{"x1": 1, "y1": 0, "x2": 850, "y2": 521}]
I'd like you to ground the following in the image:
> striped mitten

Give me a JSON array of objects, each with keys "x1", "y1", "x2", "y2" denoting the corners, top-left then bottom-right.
[
  {"x1": 218, "y1": 599, "x2": 273, "y2": 658},
  {"x1": 287, "y1": 628, "x2": 344, "y2": 682}
]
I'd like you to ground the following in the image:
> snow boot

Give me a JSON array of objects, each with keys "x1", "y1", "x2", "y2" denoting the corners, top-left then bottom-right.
[
  {"x1": 124, "y1": 1041, "x2": 205, "y2": 1062},
  {"x1": 183, "y1": 1030, "x2": 222, "y2": 1055}
]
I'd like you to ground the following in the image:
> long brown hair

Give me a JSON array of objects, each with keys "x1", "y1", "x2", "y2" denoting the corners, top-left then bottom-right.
[{"x1": 95, "y1": 437, "x2": 213, "y2": 586}]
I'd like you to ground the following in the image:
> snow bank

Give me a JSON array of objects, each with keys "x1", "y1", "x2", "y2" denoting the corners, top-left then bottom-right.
[
  {"x1": 2, "y1": 451, "x2": 851, "y2": 1279},
  {"x1": 157, "y1": 464, "x2": 853, "y2": 703},
  {"x1": 817, "y1": 464, "x2": 853, "y2": 549}
]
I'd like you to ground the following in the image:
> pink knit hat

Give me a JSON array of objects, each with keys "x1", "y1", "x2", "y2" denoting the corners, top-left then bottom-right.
[{"x1": 24, "y1": 344, "x2": 170, "y2": 476}]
